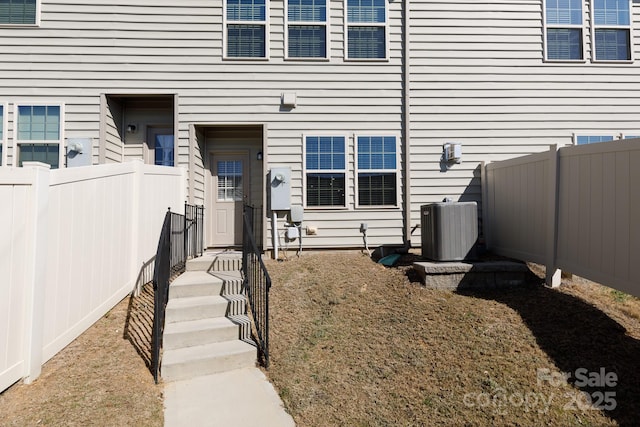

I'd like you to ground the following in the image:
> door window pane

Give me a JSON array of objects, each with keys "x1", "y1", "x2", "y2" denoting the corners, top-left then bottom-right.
[
  {"x1": 154, "y1": 134, "x2": 174, "y2": 166},
  {"x1": 217, "y1": 160, "x2": 243, "y2": 201}
]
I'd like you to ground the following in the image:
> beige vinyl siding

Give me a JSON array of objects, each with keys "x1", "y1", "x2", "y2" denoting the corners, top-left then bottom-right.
[
  {"x1": 409, "y1": 0, "x2": 640, "y2": 242},
  {"x1": 0, "y1": 0, "x2": 404, "y2": 248}
]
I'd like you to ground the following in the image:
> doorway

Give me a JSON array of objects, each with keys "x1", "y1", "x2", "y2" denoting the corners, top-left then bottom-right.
[{"x1": 210, "y1": 153, "x2": 249, "y2": 247}]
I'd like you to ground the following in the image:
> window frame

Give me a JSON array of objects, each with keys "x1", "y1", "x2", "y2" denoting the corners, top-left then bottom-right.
[
  {"x1": 591, "y1": 0, "x2": 633, "y2": 62},
  {"x1": 0, "y1": 103, "x2": 5, "y2": 166},
  {"x1": 622, "y1": 132, "x2": 640, "y2": 140},
  {"x1": 285, "y1": 0, "x2": 330, "y2": 60},
  {"x1": 344, "y1": 0, "x2": 389, "y2": 61},
  {"x1": 13, "y1": 103, "x2": 65, "y2": 168},
  {"x1": 303, "y1": 133, "x2": 349, "y2": 209},
  {"x1": 573, "y1": 133, "x2": 618, "y2": 145},
  {"x1": 0, "y1": 0, "x2": 40, "y2": 27},
  {"x1": 354, "y1": 134, "x2": 401, "y2": 209},
  {"x1": 543, "y1": 0, "x2": 586, "y2": 62},
  {"x1": 223, "y1": 0, "x2": 270, "y2": 60}
]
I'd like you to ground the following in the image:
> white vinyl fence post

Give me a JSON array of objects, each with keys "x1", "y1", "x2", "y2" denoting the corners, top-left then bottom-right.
[
  {"x1": 546, "y1": 145, "x2": 561, "y2": 287},
  {"x1": 480, "y1": 161, "x2": 491, "y2": 251},
  {"x1": 22, "y1": 162, "x2": 51, "y2": 383}
]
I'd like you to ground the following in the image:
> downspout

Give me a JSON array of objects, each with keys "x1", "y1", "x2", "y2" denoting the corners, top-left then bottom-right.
[{"x1": 402, "y1": 0, "x2": 412, "y2": 248}]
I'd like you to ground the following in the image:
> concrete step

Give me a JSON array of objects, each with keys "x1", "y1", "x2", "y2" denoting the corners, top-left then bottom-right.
[
  {"x1": 162, "y1": 340, "x2": 257, "y2": 382},
  {"x1": 186, "y1": 253, "x2": 242, "y2": 272},
  {"x1": 165, "y1": 296, "x2": 229, "y2": 323},
  {"x1": 186, "y1": 256, "x2": 215, "y2": 272},
  {"x1": 164, "y1": 317, "x2": 242, "y2": 350},
  {"x1": 169, "y1": 271, "x2": 224, "y2": 299}
]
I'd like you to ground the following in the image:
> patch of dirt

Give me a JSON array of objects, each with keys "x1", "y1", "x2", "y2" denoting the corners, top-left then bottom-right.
[
  {"x1": 0, "y1": 283, "x2": 163, "y2": 427},
  {"x1": 265, "y1": 252, "x2": 640, "y2": 426}
]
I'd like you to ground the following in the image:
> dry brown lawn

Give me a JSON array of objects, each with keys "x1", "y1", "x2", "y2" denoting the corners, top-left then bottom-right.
[
  {"x1": 265, "y1": 252, "x2": 640, "y2": 427},
  {"x1": 0, "y1": 284, "x2": 163, "y2": 427},
  {"x1": 1, "y1": 253, "x2": 638, "y2": 427}
]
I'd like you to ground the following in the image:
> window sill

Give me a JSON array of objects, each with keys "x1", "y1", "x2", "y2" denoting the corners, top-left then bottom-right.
[
  {"x1": 344, "y1": 57, "x2": 390, "y2": 63},
  {"x1": 0, "y1": 23, "x2": 39, "y2": 28},
  {"x1": 591, "y1": 59, "x2": 634, "y2": 64},
  {"x1": 284, "y1": 57, "x2": 330, "y2": 62},
  {"x1": 303, "y1": 206, "x2": 349, "y2": 211},
  {"x1": 356, "y1": 205, "x2": 401, "y2": 210},
  {"x1": 542, "y1": 58, "x2": 588, "y2": 64},
  {"x1": 223, "y1": 56, "x2": 270, "y2": 61}
]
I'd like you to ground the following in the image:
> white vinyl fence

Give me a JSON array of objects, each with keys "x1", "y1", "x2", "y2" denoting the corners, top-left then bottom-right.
[
  {"x1": 0, "y1": 161, "x2": 186, "y2": 392},
  {"x1": 483, "y1": 139, "x2": 640, "y2": 297}
]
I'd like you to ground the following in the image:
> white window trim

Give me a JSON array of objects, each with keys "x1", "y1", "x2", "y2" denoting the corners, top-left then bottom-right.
[
  {"x1": 344, "y1": 0, "x2": 390, "y2": 61},
  {"x1": 302, "y1": 133, "x2": 349, "y2": 210},
  {"x1": 590, "y1": 0, "x2": 633, "y2": 63},
  {"x1": 542, "y1": 0, "x2": 587, "y2": 63},
  {"x1": 0, "y1": 103, "x2": 6, "y2": 166},
  {"x1": 354, "y1": 134, "x2": 401, "y2": 209},
  {"x1": 13, "y1": 102, "x2": 65, "y2": 168},
  {"x1": 284, "y1": 0, "x2": 330, "y2": 60},
  {"x1": 0, "y1": 0, "x2": 41, "y2": 27},
  {"x1": 0, "y1": 102, "x2": 9, "y2": 167},
  {"x1": 223, "y1": 0, "x2": 270, "y2": 60},
  {"x1": 572, "y1": 132, "x2": 619, "y2": 145}
]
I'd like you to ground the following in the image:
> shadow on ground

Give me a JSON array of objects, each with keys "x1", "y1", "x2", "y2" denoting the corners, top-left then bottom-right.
[
  {"x1": 458, "y1": 285, "x2": 640, "y2": 427},
  {"x1": 123, "y1": 282, "x2": 155, "y2": 370}
]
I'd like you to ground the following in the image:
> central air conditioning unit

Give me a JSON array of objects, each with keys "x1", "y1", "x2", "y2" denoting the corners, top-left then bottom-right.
[{"x1": 421, "y1": 202, "x2": 478, "y2": 261}]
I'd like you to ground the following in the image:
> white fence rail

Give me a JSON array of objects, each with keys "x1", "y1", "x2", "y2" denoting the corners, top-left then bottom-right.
[
  {"x1": 483, "y1": 139, "x2": 640, "y2": 297},
  {"x1": 0, "y1": 161, "x2": 186, "y2": 392}
]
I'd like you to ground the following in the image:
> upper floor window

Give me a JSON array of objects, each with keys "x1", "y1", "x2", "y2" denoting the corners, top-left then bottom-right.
[
  {"x1": 356, "y1": 135, "x2": 398, "y2": 207},
  {"x1": 592, "y1": 0, "x2": 632, "y2": 61},
  {"x1": 305, "y1": 135, "x2": 347, "y2": 207},
  {"x1": 286, "y1": 0, "x2": 328, "y2": 59},
  {"x1": 346, "y1": 0, "x2": 387, "y2": 60},
  {"x1": 0, "y1": 0, "x2": 37, "y2": 25},
  {"x1": 575, "y1": 135, "x2": 615, "y2": 145},
  {"x1": 17, "y1": 105, "x2": 62, "y2": 168},
  {"x1": 225, "y1": 0, "x2": 268, "y2": 58},
  {"x1": 544, "y1": 0, "x2": 584, "y2": 60}
]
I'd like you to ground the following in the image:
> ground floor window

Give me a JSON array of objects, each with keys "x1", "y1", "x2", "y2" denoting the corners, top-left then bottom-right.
[
  {"x1": 356, "y1": 135, "x2": 398, "y2": 207},
  {"x1": 304, "y1": 135, "x2": 346, "y2": 207},
  {"x1": 19, "y1": 143, "x2": 60, "y2": 168}
]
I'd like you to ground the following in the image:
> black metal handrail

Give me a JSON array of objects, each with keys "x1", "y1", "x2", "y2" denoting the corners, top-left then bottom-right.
[
  {"x1": 151, "y1": 203, "x2": 204, "y2": 383},
  {"x1": 242, "y1": 204, "x2": 271, "y2": 367}
]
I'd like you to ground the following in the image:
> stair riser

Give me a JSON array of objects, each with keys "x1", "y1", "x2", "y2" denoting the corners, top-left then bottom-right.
[
  {"x1": 162, "y1": 350, "x2": 256, "y2": 382},
  {"x1": 221, "y1": 280, "x2": 243, "y2": 295},
  {"x1": 164, "y1": 325, "x2": 240, "y2": 350},
  {"x1": 186, "y1": 257, "x2": 242, "y2": 272},
  {"x1": 226, "y1": 299, "x2": 246, "y2": 317},
  {"x1": 169, "y1": 282, "x2": 224, "y2": 299},
  {"x1": 212, "y1": 258, "x2": 242, "y2": 272}
]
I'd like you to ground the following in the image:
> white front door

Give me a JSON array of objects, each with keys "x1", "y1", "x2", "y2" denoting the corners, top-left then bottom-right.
[{"x1": 211, "y1": 154, "x2": 248, "y2": 246}]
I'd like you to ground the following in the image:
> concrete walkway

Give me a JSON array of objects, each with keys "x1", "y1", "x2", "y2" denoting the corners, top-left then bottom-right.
[{"x1": 164, "y1": 367, "x2": 296, "y2": 427}]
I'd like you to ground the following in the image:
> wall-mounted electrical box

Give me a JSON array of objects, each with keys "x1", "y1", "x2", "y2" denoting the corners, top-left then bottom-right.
[
  {"x1": 289, "y1": 205, "x2": 304, "y2": 223},
  {"x1": 66, "y1": 138, "x2": 93, "y2": 167},
  {"x1": 270, "y1": 167, "x2": 291, "y2": 211},
  {"x1": 443, "y1": 143, "x2": 462, "y2": 164}
]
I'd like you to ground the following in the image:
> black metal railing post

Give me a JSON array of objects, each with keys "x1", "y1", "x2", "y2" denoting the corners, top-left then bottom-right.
[{"x1": 242, "y1": 204, "x2": 271, "y2": 367}]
